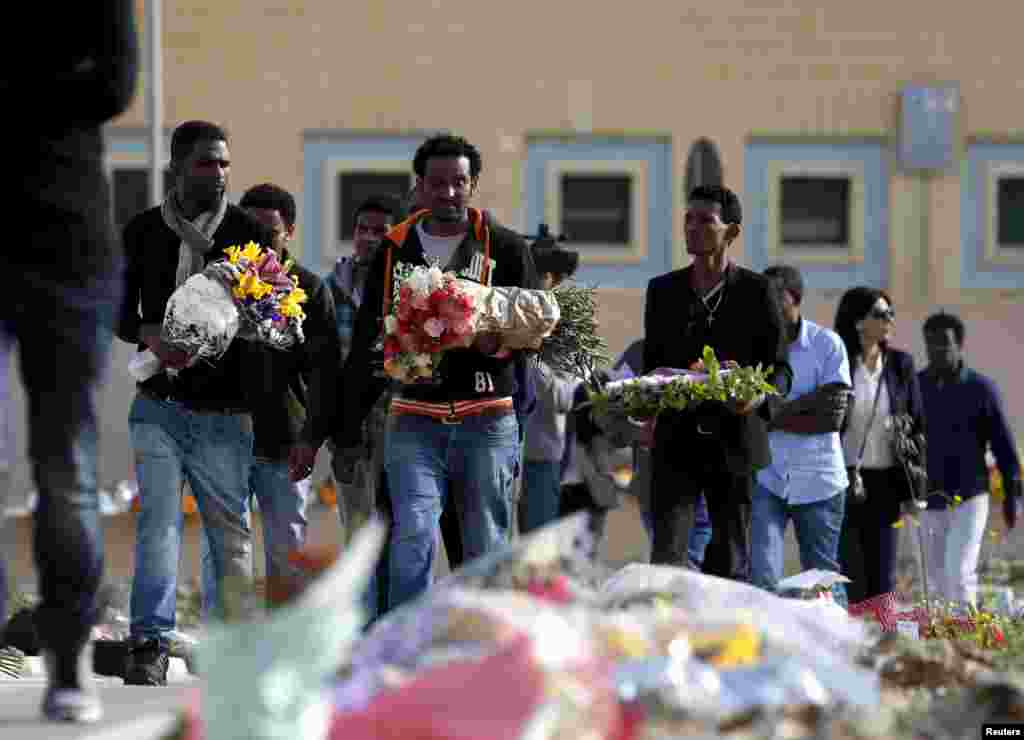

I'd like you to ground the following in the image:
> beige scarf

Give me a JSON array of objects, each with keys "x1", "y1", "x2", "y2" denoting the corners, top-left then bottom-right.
[{"x1": 161, "y1": 191, "x2": 228, "y2": 287}]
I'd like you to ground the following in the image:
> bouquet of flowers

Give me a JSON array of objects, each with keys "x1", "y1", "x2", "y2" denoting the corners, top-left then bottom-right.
[
  {"x1": 381, "y1": 263, "x2": 478, "y2": 383},
  {"x1": 587, "y1": 346, "x2": 779, "y2": 420},
  {"x1": 381, "y1": 262, "x2": 560, "y2": 384},
  {"x1": 540, "y1": 282, "x2": 610, "y2": 377},
  {"x1": 162, "y1": 242, "x2": 308, "y2": 363}
]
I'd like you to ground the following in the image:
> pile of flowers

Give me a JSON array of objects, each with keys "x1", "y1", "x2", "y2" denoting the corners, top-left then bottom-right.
[
  {"x1": 161, "y1": 242, "x2": 307, "y2": 363},
  {"x1": 381, "y1": 263, "x2": 477, "y2": 383},
  {"x1": 587, "y1": 345, "x2": 779, "y2": 419}
]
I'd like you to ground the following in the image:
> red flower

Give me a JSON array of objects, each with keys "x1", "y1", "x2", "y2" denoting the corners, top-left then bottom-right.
[
  {"x1": 383, "y1": 337, "x2": 400, "y2": 358},
  {"x1": 526, "y1": 575, "x2": 573, "y2": 604}
]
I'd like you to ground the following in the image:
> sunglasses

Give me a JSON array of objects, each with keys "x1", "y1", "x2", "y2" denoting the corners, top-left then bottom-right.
[{"x1": 868, "y1": 307, "x2": 896, "y2": 321}]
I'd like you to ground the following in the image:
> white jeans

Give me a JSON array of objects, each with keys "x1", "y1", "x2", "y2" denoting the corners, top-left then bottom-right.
[{"x1": 917, "y1": 494, "x2": 990, "y2": 606}]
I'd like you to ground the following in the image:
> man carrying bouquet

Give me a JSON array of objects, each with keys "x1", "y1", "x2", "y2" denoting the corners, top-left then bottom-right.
[
  {"x1": 116, "y1": 121, "x2": 274, "y2": 685},
  {"x1": 335, "y1": 133, "x2": 540, "y2": 610},
  {"x1": 642, "y1": 185, "x2": 792, "y2": 582}
]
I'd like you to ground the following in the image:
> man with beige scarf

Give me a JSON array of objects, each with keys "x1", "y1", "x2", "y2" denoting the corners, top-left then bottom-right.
[{"x1": 115, "y1": 120, "x2": 273, "y2": 686}]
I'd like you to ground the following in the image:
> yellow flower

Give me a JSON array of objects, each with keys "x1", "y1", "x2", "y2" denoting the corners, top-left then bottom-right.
[
  {"x1": 953, "y1": 495, "x2": 963, "y2": 505},
  {"x1": 279, "y1": 286, "x2": 308, "y2": 319},
  {"x1": 233, "y1": 271, "x2": 273, "y2": 301},
  {"x1": 240, "y1": 241, "x2": 264, "y2": 263},
  {"x1": 892, "y1": 519, "x2": 905, "y2": 529},
  {"x1": 224, "y1": 245, "x2": 243, "y2": 264}
]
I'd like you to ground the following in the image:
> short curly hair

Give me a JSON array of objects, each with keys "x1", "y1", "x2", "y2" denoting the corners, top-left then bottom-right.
[{"x1": 413, "y1": 133, "x2": 482, "y2": 179}]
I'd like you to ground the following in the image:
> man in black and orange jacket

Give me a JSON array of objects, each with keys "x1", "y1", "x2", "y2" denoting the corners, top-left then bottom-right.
[{"x1": 334, "y1": 133, "x2": 538, "y2": 613}]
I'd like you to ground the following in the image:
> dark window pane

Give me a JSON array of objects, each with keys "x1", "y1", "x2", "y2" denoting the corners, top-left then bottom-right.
[
  {"x1": 338, "y1": 172, "x2": 411, "y2": 240},
  {"x1": 561, "y1": 175, "x2": 631, "y2": 244},
  {"x1": 112, "y1": 168, "x2": 171, "y2": 232},
  {"x1": 685, "y1": 138, "x2": 723, "y2": 193},
  {"x1": 780, "y1": 176, "x2": 850, "y2": 246},
  {"x1": 997, "y1": 177, "x2": 1024, "y2": 247}
]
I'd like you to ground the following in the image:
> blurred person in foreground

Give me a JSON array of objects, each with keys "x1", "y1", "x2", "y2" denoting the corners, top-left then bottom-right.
[{"x1": 4, "y1": 0, "x2": 137, "y2": 721}]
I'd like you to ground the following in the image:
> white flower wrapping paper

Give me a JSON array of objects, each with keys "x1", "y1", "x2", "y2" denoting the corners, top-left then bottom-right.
[
  {"x1": 456, "y1": 279, "x2": 561, "y2": 350},
  {"x1": 161, "y1": 272, "x2": 241, "y2": 362}
]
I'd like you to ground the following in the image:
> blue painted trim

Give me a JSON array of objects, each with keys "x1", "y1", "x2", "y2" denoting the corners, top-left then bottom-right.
[
  {"x1": 525, "y1": 138, "x2": 673, "y2": 289},
  {"x1": 961, "y1": 143, "x2": 1024, "y2": 290},
  {"x1": 744, "y1": 141, "x2": 889, "y2": 290},
  {"x1": 302, "y1": 134, "x2": 423, "y2": 270}
]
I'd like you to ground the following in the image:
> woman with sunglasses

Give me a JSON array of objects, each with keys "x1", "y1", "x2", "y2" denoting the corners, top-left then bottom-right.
[{"x1": 834, "y1": 287, "x2": 926, "y2": 603}]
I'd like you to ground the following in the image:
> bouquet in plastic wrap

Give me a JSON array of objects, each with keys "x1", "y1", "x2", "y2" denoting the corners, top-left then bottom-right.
[
  {"x1": 381, "y1": 261, "x2": 560, "y2": 384},
  {"x1": 587, "y1": 345, "x2": 779, "y2": 421},
  {"x1": 158, "y1": 242, "x2": 308, "y2": 369}
]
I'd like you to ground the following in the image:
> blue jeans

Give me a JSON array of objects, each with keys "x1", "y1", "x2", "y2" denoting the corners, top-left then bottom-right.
[
  {"x1": 129, "y1": 395, "x2": 254, "y2": 644},
  {"x1": 2, "y1": 235, "x2": 120, "y2": 651},
  {"x1": 642, "y1": 494, "x2": 712, "y2": 567},
  {"x1": 520, "y1": 460, "x2": 562, "y2": 534},
  {"x1": 750, "y1": 484, "x2": 848, "y2": 607},
  {"x1": 385, "y1": 411, "x2": 519, "y2": 610},
  {"x1": 199, "y1": 458, "x2": 311, "y2": 612}
]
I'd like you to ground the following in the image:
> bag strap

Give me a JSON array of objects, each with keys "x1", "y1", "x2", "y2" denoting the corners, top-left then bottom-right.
[{"x1": 854, "y1": 356, "x2": 885, "y2": 471}]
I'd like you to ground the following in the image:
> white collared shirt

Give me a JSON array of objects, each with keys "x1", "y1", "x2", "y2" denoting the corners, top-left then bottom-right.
[
  {"x1": 843, "y1": 357, "x2": 895, "y2": 469},
  {"x1": 757, "y1": 320, "x2": 851, "y2": 504}
]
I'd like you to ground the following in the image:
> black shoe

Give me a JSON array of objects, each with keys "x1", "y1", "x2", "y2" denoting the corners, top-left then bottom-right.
[
  {"x1": 123, "y1": 639, "x2": 168, "y2": 686},
  {"x1": 41, "y1": 643, "x2": 103, "y2": 723}
]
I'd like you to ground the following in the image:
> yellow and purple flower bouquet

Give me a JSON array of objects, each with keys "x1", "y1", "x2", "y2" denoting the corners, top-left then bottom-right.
[{"x1": 161, "y1": 242, "x2": 308, "y2": 363}]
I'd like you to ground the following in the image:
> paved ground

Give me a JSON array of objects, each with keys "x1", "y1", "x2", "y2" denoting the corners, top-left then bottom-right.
[{"x1": 0, "y1": 676, "x2": 194, "y2": 740}]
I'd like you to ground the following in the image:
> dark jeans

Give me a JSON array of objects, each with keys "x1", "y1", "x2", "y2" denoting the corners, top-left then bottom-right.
[
  {"x1": 641, "y1": 494, "x2": 713, "y2": 568},
  {"x1": 650, "y1": 452, "x2": 753, "y2": 581},
  {"x1": 3, "y1": 203, "x2": 121, "y2": 651},
  {"x1": 839, "y1": 466, "x2": 905, "y2": 603}
]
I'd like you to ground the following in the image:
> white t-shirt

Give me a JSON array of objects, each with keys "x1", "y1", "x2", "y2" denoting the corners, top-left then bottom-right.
[
  {"x1": 416, "y1": 222, "x2": 463, "y2": 268},
  {"x1": 843, "y1": 357, "x2": 894, "y2": 469}
]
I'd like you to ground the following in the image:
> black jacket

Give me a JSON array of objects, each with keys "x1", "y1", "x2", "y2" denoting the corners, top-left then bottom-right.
[
  {"x1": 335, "y1": 209, "x2": 539, "y2": 447},
  {"x1": 643, "y1": 264, "x2": 792, "y2": 474},
  {"x1": 9, "y1": 0, "x2": 138, "y2": 274},
  {"x1": 252, "y1": 251, "x2": 340, "y2": 459},
  {"x1": 116, "y1": 203, "x2": 275, "y2": 411}
]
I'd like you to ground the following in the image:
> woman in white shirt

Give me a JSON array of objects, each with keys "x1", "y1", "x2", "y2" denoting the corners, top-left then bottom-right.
[{"x1": 834, "y1": 287, "x2": 926, "y2": 603}]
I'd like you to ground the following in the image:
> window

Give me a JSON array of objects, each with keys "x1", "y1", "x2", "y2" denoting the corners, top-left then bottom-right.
[
  {"x1": 525, "y1": 137, "x2": 670, "y2": 287},
  {"x1": 560, "y1": 174, "x2": 631, "y2": 244},
  {"x1": 779, "y1": 176, "x2": 851, "y2": 247},
  {"x1": 996, "y1": 176, "x2": 1024, "y2": 248},
  {"x1": 337, "y1": 171, "x2": 412, "y2": 241},
  {"x1": 111, "y1": 167, "x2": 171, "y2": 231},
  {"x1": 744, "y1": 140, "x2": 886, "y2": 289}
]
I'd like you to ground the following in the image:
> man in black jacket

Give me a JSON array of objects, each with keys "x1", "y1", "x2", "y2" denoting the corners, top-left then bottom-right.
[
  {"x1": 116, "y1": 121, "x2": 273, "y2": 686},
  {"x1": 334, "y1": 134, "x2": 539, "y2": 611},
  {"x1": 208, "y1": 183, "x2": 339, "y2": 603},
  {"x1": 642, "y1": 185, "x2": 791, "y2": 582},
  {"x1": 2, "y1": 0, "x2": 137, "y2": 722}
]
